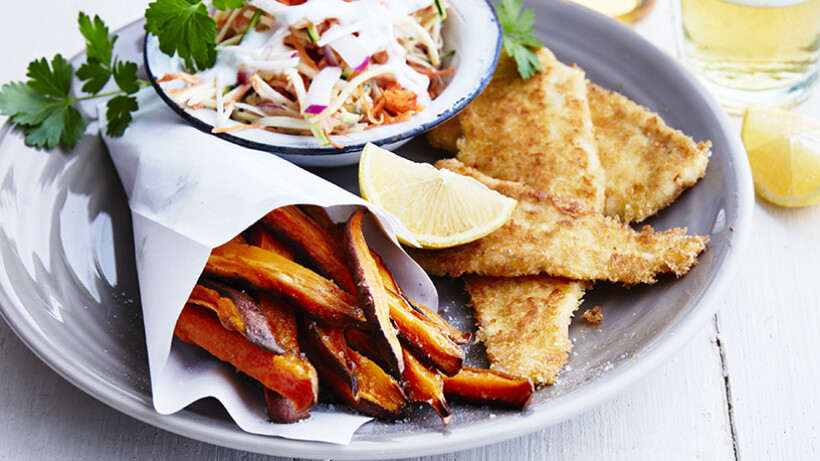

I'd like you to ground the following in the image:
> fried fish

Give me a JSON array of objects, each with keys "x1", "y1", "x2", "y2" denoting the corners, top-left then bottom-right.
[
  {"x1": 466, "y1": 275, "x2": 587, "y2": 385},
  {"x1": 450, "y1": 48, "x2": 605, "y2": 210},
  {"x1": 410, "y1": 159, "x2": 708, "y2": 285},
  {"x1": 428, "y1": 78, "x2": 712, "y2": 224},
  {"x1": 587, "y1": 82, "x2": 711, "y2": 223}
]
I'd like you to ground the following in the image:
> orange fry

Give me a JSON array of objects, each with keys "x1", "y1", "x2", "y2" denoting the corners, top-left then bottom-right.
[
  {"x1": 443, "y1": 367, "x2": 534, "y2": 410},
  {"x1": 205, "y1": 240, "x2": 366, "y2": 327},
  {"x1": 262, "y1": 205, "x2": 356, "y2": 293},
  {"x1": 174, "y1": 305, "x2": 319, "y2": 413}
]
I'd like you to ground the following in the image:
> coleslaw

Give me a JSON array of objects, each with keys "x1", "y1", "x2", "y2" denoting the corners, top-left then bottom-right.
[{"x1": 157, "y1": 0, "x2": 452, "y2": 146}]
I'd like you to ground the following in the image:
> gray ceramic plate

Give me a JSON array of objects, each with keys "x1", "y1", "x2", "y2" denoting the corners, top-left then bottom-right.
[{"x1": 0, "y1": 1, "x2": 753, "y2": 459}]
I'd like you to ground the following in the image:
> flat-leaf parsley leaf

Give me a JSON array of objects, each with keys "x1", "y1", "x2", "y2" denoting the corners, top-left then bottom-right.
[
  {"x1": 496, "y1": 0, "x2": 544, "y2": 79},
  {"x1": 144, "y1": 0, "x2": 219, "y2": 73},
  {"x1": 0, "y1": 13, "x2": 147, "y2": 150}
]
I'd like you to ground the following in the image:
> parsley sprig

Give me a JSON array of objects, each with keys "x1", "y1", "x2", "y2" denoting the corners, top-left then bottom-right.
[
  {"x1": 0, "y1": 13, "x2": 148, "y2": 149},
  {"x1": 144, "y1": 0, "x2": 245, "y2": 73},
  {"x1": 495, "y1": 0, "x2": 544, "y2": 79}
]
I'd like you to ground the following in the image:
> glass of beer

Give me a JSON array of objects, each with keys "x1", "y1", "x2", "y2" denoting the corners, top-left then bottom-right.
[
  {"x1": 569, "y1": 0, "x2": 657, "y2": 22},
  {"x1": 680, "y1": 0, "x2": 820, "y2": 114}
]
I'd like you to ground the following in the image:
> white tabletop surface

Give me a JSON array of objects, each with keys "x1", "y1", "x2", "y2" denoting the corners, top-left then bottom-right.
[{"x1": 1, "y1": 1, "x2": 818, "y2": 460}]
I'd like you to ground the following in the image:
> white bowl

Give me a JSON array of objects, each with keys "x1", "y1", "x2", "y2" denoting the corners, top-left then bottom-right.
[{"x1": 143, "y1": 0, "x2": 501, "y2": 167}]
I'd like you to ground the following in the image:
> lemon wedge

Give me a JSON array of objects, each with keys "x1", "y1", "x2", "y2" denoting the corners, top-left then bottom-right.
[
  {"x1": 741, "y1": 107, "x2": 820, "y2": 207},
  {"x1": 358, "y1": 143, "x2": 517, "y2": 248}
]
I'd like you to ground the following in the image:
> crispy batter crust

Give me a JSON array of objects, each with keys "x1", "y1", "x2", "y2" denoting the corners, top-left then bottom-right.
[
  {"x1": 410, "y1": 160, "x2": 709, "y2": 285},
  {"x1": 466, "y1": 275, "x2": 587, "y2": 385},
  {"x1": 587, "y1": 82, "x2": 711, "y2": 223},
  {"x1": 454, "y1": 49, "x2": 605, "y2": 210}
]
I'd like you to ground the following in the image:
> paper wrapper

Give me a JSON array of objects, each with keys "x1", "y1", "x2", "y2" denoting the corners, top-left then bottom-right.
[{"x1": 98, "y1": 88, "x2": 438, "y2": 444}]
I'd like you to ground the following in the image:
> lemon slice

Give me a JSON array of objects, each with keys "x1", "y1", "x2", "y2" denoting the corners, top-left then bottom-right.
[
  {"x1": 358, "y1": 143, "x2": 517, "y2": 248},
  {"x1": 741, "y1": 107, "x2": 820, "y2": 207}
]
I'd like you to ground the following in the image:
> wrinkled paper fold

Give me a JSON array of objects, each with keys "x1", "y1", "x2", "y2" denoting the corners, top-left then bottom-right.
[{"x1": 99, "y1": 88, "x2": 437, "y2": 444}]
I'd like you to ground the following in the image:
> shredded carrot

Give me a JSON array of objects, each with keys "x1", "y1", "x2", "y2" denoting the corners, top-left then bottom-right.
[
  {"x1": 157, "y1": 72, "x2": 201, "y2": 86},
  {"x1": 288, "y1": 29, "x2": 319, "y2": 71},
  {"x1": 383, "y1": 87, "x2": 418, "y2": 116},
  {"x1": 367, "y1": 97, "x2": 386, "y2": 125},
  {"x1": 212, "y1": 124, "x2": 263, "y2": 134},
  {"x1": 409, "y1": 64, "x2": 456, "y2": 77},
  {"x1": 223, "y1": 83, "x2": 253, "y2": 104},
  {"x1": 326, "y1": 131, "x2": 344, "y2": 149}
]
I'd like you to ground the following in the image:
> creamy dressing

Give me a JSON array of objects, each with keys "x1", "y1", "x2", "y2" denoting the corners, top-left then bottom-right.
[{"x1": 203, "y1": 0, "x2": 436, "y2": 104}]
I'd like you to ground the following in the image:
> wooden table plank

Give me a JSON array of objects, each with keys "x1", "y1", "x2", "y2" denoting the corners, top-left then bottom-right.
[{"x1": 717, "y1": 203, "x2": 820, "y2": 461}]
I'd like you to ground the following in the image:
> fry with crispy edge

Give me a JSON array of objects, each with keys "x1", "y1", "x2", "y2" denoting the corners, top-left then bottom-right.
[
  {"x1": 205, "y1": 240, "x2": 366, "y2": 327},
  {"x1": 257, "y1": 293, "x2": 312, "y2": 423},
  {"x1": 302, "y1": 320, "x2": 408, "y2": 418},
  {"x1": 187, "y1": 280, "x2": 286, "y2": 354},
  {"x1": 244, "y1": 222, "x2": 295, "y2": 261},
  {"x1": 174, "y1": 305, "x2": 319, "y2": 414},
  {"x1": 246, "y1": 222, "x2": 318, "y2": 422},
  {"x1": 443, "y1": 367, "x2": 535, "y2": 410},
  {"x1": 303, "y1": 320, "x2": 357, "y2": 394},
  {"x1": 402, "y1": 347, "x2": 452, "y2": 425},
  {"x1": 346, "y1": 328, "x2": 449, "y2": 423},
  {"x1": 263, "y1": 205, "x2": 357, "y2": 294},
  {"x1": 385, "y1": 286, "x2": 464, "y2": 376},
  {"x1": 370, "y1": 252, "x2": 467, "y2": 376},
  {"x1": 401, "y1": 294, "x2": 472, "y2": 345},
  {"x1": 345, "y1": 209, "x2": 404, "y2": 378},
  {"x1": 348, "y1": 348, "x2": 409, "y2": 418}
]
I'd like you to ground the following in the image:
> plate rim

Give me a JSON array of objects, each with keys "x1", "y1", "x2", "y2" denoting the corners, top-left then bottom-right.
[{"x1": 0, "y1": 1, "x2": 755, "y2": 459}]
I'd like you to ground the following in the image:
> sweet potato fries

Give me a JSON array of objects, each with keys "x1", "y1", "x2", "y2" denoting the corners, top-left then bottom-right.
[{"x1": 175, "y1": 206, "x2": 534, "y2": 425}]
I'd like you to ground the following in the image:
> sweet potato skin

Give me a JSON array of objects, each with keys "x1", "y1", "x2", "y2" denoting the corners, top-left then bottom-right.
[
  {"x1": 205, "y1": 240, "x2": 366, "y2": 327},
  {"x1": 265, "y1": 388, "x2": 312, "y2": 423},
  {"x1": 402, "y1": 347, "x2": 452, "y2": 426},
  {"x1": 303, "y1": 320, "x2": 358, "y2": 394},
  {"x1": 189, "y1": 280, "x2": 287, "y2": 355},
  {"x1": 348, "y1": 348, "x2": 408, "y2": 419},
  {"x1": 174, "y1": 305, "x2": 319, "y2": 414},
  {"x1": 263, "y1": 205, "x2": 356, "y2": 294},
  {"x1": 345, "y1": 210, "x2": 404, "y2": 378}
]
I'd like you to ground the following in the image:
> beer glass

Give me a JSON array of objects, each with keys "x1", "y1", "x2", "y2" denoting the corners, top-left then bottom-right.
[
  {"x1": 680, "y1": 0, "x2": 820, "y2": 113},
  {"x1": 570, "y1": 0, "x2": 657, "y2": 22}
]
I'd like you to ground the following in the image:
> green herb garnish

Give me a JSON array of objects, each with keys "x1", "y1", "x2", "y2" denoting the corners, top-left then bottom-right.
[
  {"x1": 495, "y1": 0, "x2": 544, "y2": 79},
  {"x1": 0, "y1": 13, "x2": 146, "y2": 149}
]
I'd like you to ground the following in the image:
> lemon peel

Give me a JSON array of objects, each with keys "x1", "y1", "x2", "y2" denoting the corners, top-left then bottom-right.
[{"x1": 358, "y1": 143, "x2": 517, "y2": 248}]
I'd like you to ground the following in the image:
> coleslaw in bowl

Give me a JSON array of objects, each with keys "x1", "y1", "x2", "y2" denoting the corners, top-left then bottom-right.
[{"x1": 144, "y1": 0, "x2": 501, "y2": 166}]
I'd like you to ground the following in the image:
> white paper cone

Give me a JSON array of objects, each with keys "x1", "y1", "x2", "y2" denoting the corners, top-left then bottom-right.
[{"x1": 98, "y1": 88, "x2": 438, "y2": 444}]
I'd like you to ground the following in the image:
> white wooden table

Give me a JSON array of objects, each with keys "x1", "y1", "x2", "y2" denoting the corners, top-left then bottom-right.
[{"x1": 1, "y1": 1, "x2": 818, "y2": 459}]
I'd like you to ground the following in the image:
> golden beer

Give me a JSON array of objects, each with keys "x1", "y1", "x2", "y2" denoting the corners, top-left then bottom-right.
[
  {"x1": 681, "y1": 0, "x2": 820, "y2": 112},
  {"x1": 570, "y1": 0, "x2": 657, "y2": 22}
]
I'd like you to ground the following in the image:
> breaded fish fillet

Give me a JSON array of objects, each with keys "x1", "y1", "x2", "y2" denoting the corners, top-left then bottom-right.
[
  {"x1": 428, "y1": 80, "x2": 712, "y2": 224},
  {"x1": 410, "y1": 159, "x2": 709, "y2": 285},
  {"x1": 587, "y1": 82, "x2": 712, "y2": 223},
  {"x1": 436, "y1": 49, "x2": 604, "y2": 385},
  {"x1": 467, "y1": 275, "x2": 587, "y2": 385},
  {"x1": 453, "y1": 48, "x2": 605, "y2": 210}
]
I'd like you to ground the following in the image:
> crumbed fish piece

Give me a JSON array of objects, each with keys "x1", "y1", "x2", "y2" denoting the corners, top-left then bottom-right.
[
  {"x1": 587, "y1": 82, "x2": 711, "y2": 223},
  {"x1": 410, "y1": 159, "x2": 709, "y2": 285},
  {"x1": 426, "y1": 117, "x2": 461, "y2": 153},
  {"x1": 453, "y1": 48, "x2": 606, "y2": 210},
  {"x1": 428, "y1": 80, "x2": 712, "y2": 224},
  {"x1": 466, "y1": 275, "x2": 587, "y2": 385}
]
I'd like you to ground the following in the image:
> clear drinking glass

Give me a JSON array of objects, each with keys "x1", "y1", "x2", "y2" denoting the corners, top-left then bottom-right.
[
  {"x1": 680, "y1": 0, "x2": 820, "y2": 114},
  {"x1": 569, "y1": 0, "x2": 657, "y2": 22}
]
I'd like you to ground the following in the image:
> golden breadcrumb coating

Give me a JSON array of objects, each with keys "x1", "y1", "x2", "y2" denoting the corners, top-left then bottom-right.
[{"x1": 410, "y1": 159, "x2": 709, "y2": 285}]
